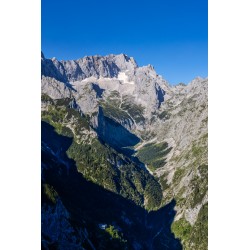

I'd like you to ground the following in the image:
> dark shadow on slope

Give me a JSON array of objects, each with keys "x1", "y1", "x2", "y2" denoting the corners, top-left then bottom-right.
[
  {"x1": 41, "y1": 121, "x2": 73, "y2": 156},
  {"x1": 93, "y1": 107, "x2": 152, "y2": 174},
  {"x1": 147, "y1": 202, "x2": 182, "y2": 250},
  {"x1": 41, "y1": 121, "x2": 182, "y2": 250},
  {"x1": 42, "y1": 58, "x2": 67, "y2": 82},
  {"x1": 155, "y1": 87, "x2": 165, "y2": 109},
  {"x1": 41, "y1": 57, "x2": 76, "y2": 92},
  {"x1": 64, "y1": 82, "x2": 77, "y2": 92},
  {"x1": 92, "y1": 83, "x2": 105, "y2": 98},
  {"x1": 95, "y1": 107, "x2": 140, "y2": 157}
]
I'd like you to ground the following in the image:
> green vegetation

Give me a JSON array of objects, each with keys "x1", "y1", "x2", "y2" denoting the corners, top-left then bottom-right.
[
  {"x1": 137, "y1": 142, "x2": 172, "y2": 171},
  {"x1": 42, "y1": 97, "x2": 162, "y2": 210},
  {"x1": 41, "y1": 93, "x2": 53, "y2": 103},
  {"x1": 191, "y1": 145, "x2": 204, "y2": 157},
  {"x1": 171, "y1": 163, "x2": 207, "y2": 249},
  {"x1": 54, "y1": 98, "x2": 72, "y2": 106},
  {"x1": 139, "y1": 130, "x2": 156, "y2": 141},
  {"x1": 101, "y1": 101, "x2": 131, "y2": 121},
  {"x1": 202, "y1": 117, "x2": 208, "y2": 124},
  {"x1": 200, "y1": 132, "x2": 208, "y2": 143},
  {"x1": 172, "y1": 167, "x2": 186, "y2": 185},
  {"x1": 121, "y1": 100, "x2": 145, "y2": 123},
  {"x1": 67, "y1": 139, "x2": 162, "y2": 210},
  {"x1": 169, "y1": 141, "x2": 207, "y2": 249},
  {"x1": 144, "y1": 178, "x2": 163, "y2": 210},
  {"x1": 171, "y1": 218, "x2": 192, "y2": 243},
  {"x1": 108, "y1": 90, "x2": 120, "y2": 99},
  {"x1": 172, "y1": 203, "x2": 208, "y2": 250},
  {"x1": 99, "y1": 94, "x2": 131, "y2": 122},
  {"x1": 66, "y1": 139, "x2": 120, "y2": 193},
  {"x1": 158, "y1": 174, "x2": 169, "y2": 190},
  {"x1": 95, "y1": 225, "x2": 128, "y2": 250},
  {"x1": 158, "y1": 110, "x2": 170, "y2": 120},
  {"x1": 198, "y1": 164, "x2": 208, "y2": 177},
  {"x1": 188, "y1": 203, "x2": 208, "y2": 250},
  {"x1": 175, "y1": 187, "x2": 187, "y2": 207},
  {"x1": 100, "y1": 94, "x2": 145, "y2": 124},
  {"x1": 42, "y1": 97, "x2": 89, "y2": 137},
  {"x1": 189, "y1": 165, "x2": 208, "y2": 208},
  {"x1": 105, "y1": 225, "x2": 126, "y2": 242},
  {"x1": 42, "y1": 183, "x2": 58, "y2": 204}
]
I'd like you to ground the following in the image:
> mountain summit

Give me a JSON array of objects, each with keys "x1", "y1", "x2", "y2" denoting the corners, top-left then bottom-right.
[{"x1": 42, "y1": 53, "x2": 137, "y2": 81}]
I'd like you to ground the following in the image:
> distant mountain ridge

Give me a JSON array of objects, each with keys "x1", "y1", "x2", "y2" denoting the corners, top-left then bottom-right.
[{"x1": 42, "y1": 52, "x2": 137, "y2": 82}]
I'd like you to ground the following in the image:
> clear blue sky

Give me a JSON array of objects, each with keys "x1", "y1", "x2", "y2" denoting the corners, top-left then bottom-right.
[{"x1": 42, "y1": 0, "x2": 207, "y2": 85}]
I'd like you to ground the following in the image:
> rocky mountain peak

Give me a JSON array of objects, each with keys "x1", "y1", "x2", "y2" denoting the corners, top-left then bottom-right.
[{"x1": 41, "y1": 52, "x2": 140, "y2": 82}]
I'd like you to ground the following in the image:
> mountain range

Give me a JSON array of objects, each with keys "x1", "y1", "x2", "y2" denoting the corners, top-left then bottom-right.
[{"x1": 41, "y1": 52, "x2": 208, "y2": 250}]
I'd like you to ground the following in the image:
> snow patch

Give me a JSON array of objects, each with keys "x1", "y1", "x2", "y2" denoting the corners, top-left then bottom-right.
[
  {"x1": 98, "y1": 76, "x2": 114, "y2": 81},
  {"x1": 81, "y1": 76, "x2": 98, "y2": 82},
  {"x1": 117, "y1": 72, "x2": 135, "y2": 85},
  {"x1": 75, "y1": 73, "x2": 135, "y2": 86}
]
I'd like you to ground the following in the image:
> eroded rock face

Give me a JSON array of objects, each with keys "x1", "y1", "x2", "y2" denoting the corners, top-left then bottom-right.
[{"x1": 41, "y1": 76, "x2": 72, "y2": 99}]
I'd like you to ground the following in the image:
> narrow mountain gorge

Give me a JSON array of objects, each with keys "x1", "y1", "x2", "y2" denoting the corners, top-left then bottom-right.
[{"x1": 41, "y1": 52, "x2": 208, "y2": 250}]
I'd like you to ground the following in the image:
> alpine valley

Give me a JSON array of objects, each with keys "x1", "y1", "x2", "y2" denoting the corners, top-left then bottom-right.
[{"x1": 41, "y1": 52, "x2": 208, "y2": 250}]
